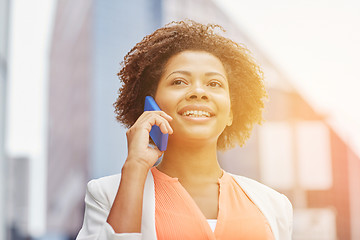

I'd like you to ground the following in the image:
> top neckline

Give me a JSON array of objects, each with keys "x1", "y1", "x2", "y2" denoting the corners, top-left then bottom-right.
[{"x1": 151, "y1": 166, "x2": 229, "y2": 184}]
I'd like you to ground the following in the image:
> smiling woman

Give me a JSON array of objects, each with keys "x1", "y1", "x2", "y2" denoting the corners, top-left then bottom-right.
[{"x1": 76, "y1": 20, "x2": 293, "y2": 240}]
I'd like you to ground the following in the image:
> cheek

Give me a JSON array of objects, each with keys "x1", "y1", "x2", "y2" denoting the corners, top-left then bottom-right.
[
  {"x1": 154, "y1": 95, "x2": 166, "y2": 111},
  {"x1": 221, "y1": 95, "x2": 232, "y2": 119},
  {"x1": 219, "y1": 91, "x2": 231, "y2": 108},
  {"x1": 155, "y1": 87, "x2": 184, "y2": 109},
  {"x1": 154, "y1": 85, "x2": 168, "y2": 107},
  {"x1": 155, "y1": 92, "x2": 175, "y2": 113}
]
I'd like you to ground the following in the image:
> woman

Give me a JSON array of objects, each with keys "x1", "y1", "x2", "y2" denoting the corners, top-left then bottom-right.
[{"x1": 76, "y1": 20, "x2": 293, "y2": 240}]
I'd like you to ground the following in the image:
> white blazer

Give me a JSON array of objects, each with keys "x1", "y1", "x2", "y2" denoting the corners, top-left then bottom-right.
[{"x1": 76, "y1": 170, "x2": 293, "y2": 240}]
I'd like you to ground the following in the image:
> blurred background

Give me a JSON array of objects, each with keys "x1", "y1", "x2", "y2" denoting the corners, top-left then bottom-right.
[{"x1": 1, "y1": 0, "x2": 359, "y2": 239}]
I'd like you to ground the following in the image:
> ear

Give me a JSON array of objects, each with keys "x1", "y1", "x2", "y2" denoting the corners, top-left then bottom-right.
[{"x1": 227, "y1": 110, "x2": 233, "y2": 127}]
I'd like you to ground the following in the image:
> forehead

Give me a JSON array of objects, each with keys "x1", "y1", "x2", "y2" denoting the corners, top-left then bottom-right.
[{"x1": 163, "y1": 50, "x2": 227, "y2": 76}]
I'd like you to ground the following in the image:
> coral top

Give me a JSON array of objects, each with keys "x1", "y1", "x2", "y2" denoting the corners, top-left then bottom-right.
[{"x1": 151, "y1": 167, "x2": 274, "y2": 240}]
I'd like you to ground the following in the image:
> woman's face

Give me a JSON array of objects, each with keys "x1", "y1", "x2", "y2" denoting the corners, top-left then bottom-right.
[{"x1": 155, "y1": 50, "x2": 233, "y2": 144}]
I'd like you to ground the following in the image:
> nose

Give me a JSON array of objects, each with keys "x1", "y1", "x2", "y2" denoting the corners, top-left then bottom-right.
[{"x1": 185, "y1": 85, "x2": 209, "y2": 101}]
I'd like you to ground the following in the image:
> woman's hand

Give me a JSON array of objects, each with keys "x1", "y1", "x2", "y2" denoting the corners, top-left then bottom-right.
[
  {"x1": 125, "y1": 111, "x2": 173, "y2": 171},
  {"x1": 107, "y1": 111, "x2": 173, "y2": 233}
]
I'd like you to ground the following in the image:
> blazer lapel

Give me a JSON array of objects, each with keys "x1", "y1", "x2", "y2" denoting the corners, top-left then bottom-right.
[
  {"x1": 230, "y1": 174, "x2": 279, "y2": 240},
  {"x1": 141, "y1": 170, "x2": 157, "y2": 240}
]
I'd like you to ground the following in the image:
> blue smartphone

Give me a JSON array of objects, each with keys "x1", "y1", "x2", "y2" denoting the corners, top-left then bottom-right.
[{"x1": 144, "y1": 96, "x2": 168, "y2": 151}]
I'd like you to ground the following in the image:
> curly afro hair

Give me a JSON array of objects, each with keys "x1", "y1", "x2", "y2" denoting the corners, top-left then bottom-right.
[{"x1": 114, "y1": 20, "x2": 267, "y2": 151}]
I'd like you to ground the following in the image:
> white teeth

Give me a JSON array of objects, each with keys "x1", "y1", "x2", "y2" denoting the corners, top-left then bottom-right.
[{"x1": 182, "y1": 110, "x2": 211, "y2": 117}]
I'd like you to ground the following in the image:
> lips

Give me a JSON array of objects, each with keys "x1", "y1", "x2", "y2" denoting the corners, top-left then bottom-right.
[{"x1": 178, "y1": 105, "x2": 215, "y2": 118}]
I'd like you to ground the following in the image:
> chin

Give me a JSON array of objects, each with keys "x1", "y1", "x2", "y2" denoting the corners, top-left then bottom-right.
[{"x1": 170, "y1": 131, "x2": 220, "y2": 144}]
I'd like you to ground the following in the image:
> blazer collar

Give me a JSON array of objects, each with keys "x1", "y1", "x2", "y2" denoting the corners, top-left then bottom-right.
[{"x1": 229, "y1": 174, "x2": 279, "y2": 240}]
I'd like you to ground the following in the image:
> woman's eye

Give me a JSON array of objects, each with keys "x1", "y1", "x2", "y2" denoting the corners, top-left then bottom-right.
[
  {"x1": 172, "y1": 79, "x2": 186, "y2": 85},
  {"x1": 208, "y1": 81, "x2": 221, "y2": 87}
]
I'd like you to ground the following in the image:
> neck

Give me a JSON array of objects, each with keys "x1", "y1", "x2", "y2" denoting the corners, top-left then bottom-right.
[{"x1": 156, "y1": 139, "x2": 223, "y2": 184}]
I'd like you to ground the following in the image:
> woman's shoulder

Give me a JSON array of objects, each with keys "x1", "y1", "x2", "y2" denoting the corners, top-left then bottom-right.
[
  {"x1": 85, "y1": 174, "x2": 122, "y2": 210},
  {"x1": 228, "y1": 173, "x2": 292, "y2": 208},
  {"x1": 88, "y1": 173, "x2": 122, "y2": 188}
]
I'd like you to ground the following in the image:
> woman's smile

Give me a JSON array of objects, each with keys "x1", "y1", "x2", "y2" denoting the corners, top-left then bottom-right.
[
  {"x1": 178, "y1": 104, "x2": 215, "y2": 121},
  {"x1": 155, "y1": 50, "x2": 233, "y2": 143}
]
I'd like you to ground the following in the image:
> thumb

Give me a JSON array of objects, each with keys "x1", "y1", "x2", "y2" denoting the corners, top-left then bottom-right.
[
  {"x1": 148, "y1": 144, "x2": 164, "y2": 165},
  {"x1": 153, "y1": 146, "x2": 164, "y2": 159}
]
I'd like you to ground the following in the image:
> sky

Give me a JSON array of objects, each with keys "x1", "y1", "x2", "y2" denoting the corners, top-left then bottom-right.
[{"x1": 214, "y1": 0, "x2": 360, "y2": 156}]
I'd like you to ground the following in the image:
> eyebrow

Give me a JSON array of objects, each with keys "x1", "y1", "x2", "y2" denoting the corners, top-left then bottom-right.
[
  {"x1": 166, "y1": 70, "x2": 227, "y2": 80},
  {"x1": 205, "y1": 72, "x2": 227, "y2": 80}
]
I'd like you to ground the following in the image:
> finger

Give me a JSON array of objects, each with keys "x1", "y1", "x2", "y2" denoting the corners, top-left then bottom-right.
[
  {"x1": 148, "y1": 116, "x2": 171, "y2": 134},
  {"x1": 156, "y1": 115, "x2": 173, "y2": 134},
  {"x1": 158, "y1": 121, "x2": 169, "y2": 134},
  {"x1": 152, "y1": 145, "x2": 164, "y2": 158},
  {"x1": 158, "y1": 111, "x2": 173, "y2": 122},
  {"x1": 140, "y1": 113, "x2": 173, "y2": 134},
  {"x1": 162, "y1": 118, "x2": 173, "y2": 134},
  {"x1": 144, "y1": 110, "x2": 173, "y2": 122},
  {"x1": 151, "y1": 112, "x2": 173, "y2": 134}
]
